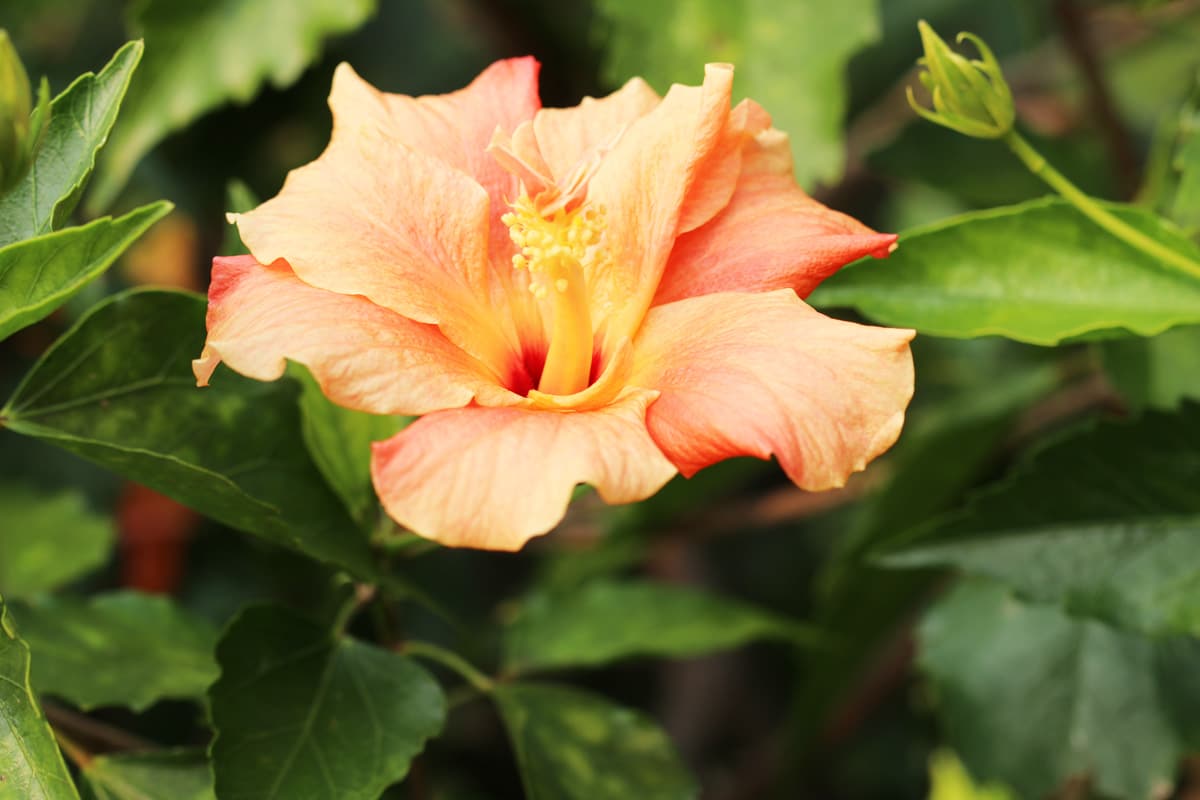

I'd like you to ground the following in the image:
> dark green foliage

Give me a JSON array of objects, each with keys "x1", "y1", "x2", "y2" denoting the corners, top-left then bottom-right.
[{"x1": 208, "y1": 605, "x2": 445, "y2": 800}]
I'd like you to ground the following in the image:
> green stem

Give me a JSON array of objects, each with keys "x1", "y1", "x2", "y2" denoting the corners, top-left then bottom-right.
[
  {"x1": 402, "y1": 640, "x2": 495, "y2": 694},
  {"x1": 1004, "y1": 130, "x2": 1200, "y2": 282},
  {"x1": 331, "y1": 583, "x2": 373, "y2": 635}
]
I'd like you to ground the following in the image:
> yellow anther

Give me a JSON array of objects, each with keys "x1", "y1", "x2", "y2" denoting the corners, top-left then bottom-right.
[{"x1": 503, "y1": 194, "x2": 609, "y2": 395}]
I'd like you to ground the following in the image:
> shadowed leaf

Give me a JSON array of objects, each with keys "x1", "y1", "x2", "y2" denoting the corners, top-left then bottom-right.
[
  {"x1": 209, "y1": 605, "x2": 445, "y2": 800},
  {"x1": 494, "y1": 682, "x2": 697, "y2": 800},
  {"x1": 503, "y1": 579, "x2": 814, "y2": 673},
  {"x1": 12, "y1": 592, "x2": 218, "y2": 711},
  {"x1": 920, "y1": 580, "x2": 1200, "y2": 800},
  {"x1": 883, "y1": 403, "x2": 1200, "y2": 637},
  {"x1": 0, "y1": 485, "x2": 113, "y2": 598}
]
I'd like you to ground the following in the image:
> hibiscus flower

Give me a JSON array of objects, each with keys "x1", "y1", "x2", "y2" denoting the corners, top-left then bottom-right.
[{"x1": 193, "y1": 58, "x2": 915, "y2": 550}]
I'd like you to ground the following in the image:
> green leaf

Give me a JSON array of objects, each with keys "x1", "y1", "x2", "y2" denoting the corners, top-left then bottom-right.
[
  {"x1": 80, "y1": 749, "x2": 214, "y2": 800},
  {"x1": 503, "y1": 579, "x2": 812, "y2": 673},
  {"x1": 882, "y1": 403, "x2": 1200, "y2": 637},
  {"x1": 0, "y1": 201, "x2": 171, "y2": 342},
  {"x1": 494, "y1": 682, "x2": 697, "y2": 800},
  {"x1": 89, "y1": 0, "x2": 377, "y2": 211},
  {"x1": 293, "y1": 364, "x2": 410, "y2": 528},
  {"x1": 209, "y1": 605, "x2": 445, "y2": 800},
  {"x1": 594, "y1": 0, "x2": 879, "y2": 188},
  {"x1": 1, "y1": 289, "x2": 376, "y2": 577},
  {"x1": 0, "y1": 595, "x2": 81, "y2": 800},
  {"x1": 0, "y1": 485, "x2": 113, "y2": 598},
  {"x1": 810, "y1": 197, "x2": 1200, "y2": 345},
  {"x1": 0, "y1": 41, "x2": 143, "y2": 244},
  {"x1": 11, "y1": 592, "x2": 217, "y2": 711},
  {"x1": 919, "y1": 579, "x2": 1200, "y2": 800},
  {"x1": 1101, "y1": 325, "x2": 1200, "y2": 411}
]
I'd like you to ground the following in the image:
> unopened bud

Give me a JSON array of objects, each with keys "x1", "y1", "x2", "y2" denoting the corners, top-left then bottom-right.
[
  {"x1": 907, "y1": 21, "x2": 1015, "y2": 139},
  {"x1": 0, "y1": 29, "x2": 50, "y2": 193}
]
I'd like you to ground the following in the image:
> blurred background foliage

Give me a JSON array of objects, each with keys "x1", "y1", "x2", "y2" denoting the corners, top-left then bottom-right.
[{"x1": 2, "y1": 0, "x2": 1200, "y2": 798}]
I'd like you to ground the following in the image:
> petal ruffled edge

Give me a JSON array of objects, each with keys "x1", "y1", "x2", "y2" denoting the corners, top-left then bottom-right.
[
  {"x1": 233, "y1": 62, "x2": 538, "y2": 377},
  {"x1": 371, "y1": 390, "x2": 677, "y2": 550},
  {"x1": 655, "y1": 126, "x2": 897, "y2": 305},
  {"x1": 193, "y1": 255, "x2": 500, "y2": 416},
  {"x1": 630, "y1": 289, "x2": 915, "y2": 489}
]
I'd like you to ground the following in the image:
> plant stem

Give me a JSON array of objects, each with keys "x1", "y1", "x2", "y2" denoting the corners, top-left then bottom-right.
[
  {"x1": 331, "y1": 583, "x2": 375, "y2": 635},
  {"x1": 1053, "y1": 0, "x2": 1138, "y2": 197},
  {"x1": 1004, "y1": 130, "x2": 1200, "y2": 282},
  {"x1": 401, "y1": 640, "x2": 495, "y2": 694}
]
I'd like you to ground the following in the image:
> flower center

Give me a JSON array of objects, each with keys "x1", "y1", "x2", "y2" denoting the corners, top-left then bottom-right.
[{"x1": 502, "y1": 194, "x2": 609, "y2": 396}]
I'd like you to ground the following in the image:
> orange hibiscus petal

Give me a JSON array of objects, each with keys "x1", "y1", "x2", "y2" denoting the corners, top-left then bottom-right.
[
  {"x1": 655, "y1": 127, "x2": 897, "y2": 305},
  {"x1": 630, "y1": 290, "x2": 914, "y2": 488},
  {"x1": 193, "y1": 256, "x2": 499, "y2": 416},
  {"x1": 348, "y1": 58, "x2": 543, "y2": 301},
  {"x1": 371, "y1": 391, "x2": 677, "y2": 550},
  {"x1": 585, "y1": 63, "x2": 735, "y2": 350},
  {"x1": 675, "y1": 97, "x2": 772, "y2": 235},
  {"x1": 531, "y1": 76, "x2": 660, "y2": 180},
  {"x1": 234, "y1": 63, "x2": 530, "y2": 374},
  {"x1": 342, "y1": 58, "x2": 546, "y2": 358},
  {"x1": 362, "y1": 57, "x2": 540, "y2": 208}
]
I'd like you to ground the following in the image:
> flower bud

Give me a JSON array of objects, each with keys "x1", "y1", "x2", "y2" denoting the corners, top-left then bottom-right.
[
  {"x1": 907, "y1": 21, "x2": 1015, "y2": 139},
  {"x1": 0, "y1": 29, "x2": 50, "y2": 193}
]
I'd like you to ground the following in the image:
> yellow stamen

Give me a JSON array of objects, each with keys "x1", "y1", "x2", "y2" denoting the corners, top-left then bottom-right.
[{"x1": 501, "y1": 195, "x2": 608, "y2": 396}]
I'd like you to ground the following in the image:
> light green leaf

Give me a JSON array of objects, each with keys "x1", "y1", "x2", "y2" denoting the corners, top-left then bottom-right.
[
  {"x1": 882, "y1": 403, "x2": 1200, "y2": 637},
  {"x1": 0, "y1": 201, "x2": 171, "y2": 342},
  {"x1": 209, "y1": 605, "x2": 445, "y2": 800},
  {"x1": 811, "y1": 197, "x2": 1200, "y2": 344},
  {"x1": 1, "y1": 289, "x2": 377, "y2": 577},
  {"x1": 494, "y1": 682, "x2": 697, "y2": 800},
  {"x1": 293, "y1": 364, "x2": 410, "y2": 527},
  {"x1": 90, "y1": 0, "x2": 377, "y2": 210},
  {"x1": 81, "y1": 749, "x2": 214, "y2": 800},
  {"x1": 503, "y1": 579, "x2": 813, "y2": 673},
  {"x1": 11, "y1": 592, "x2": 217, "y2": 711},
  {"x1": 0, "y1": 484, "x2": 114, "y2": 598},
  {"x1": 0, "y1": 41, "x2": 142, "y2": 243},
  {"x1": 0, "y1": 595, "x2": 81, "y2": 800},
  {"x1": 595, "y1": 0, "x2": 879, "y2": 188},
  {"x1": 1101, "y1": 325, "x2": 1200, "y2": 411},
  {"x1": 919, "y1": 580, "x2": 1200, "y2": 800}
]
